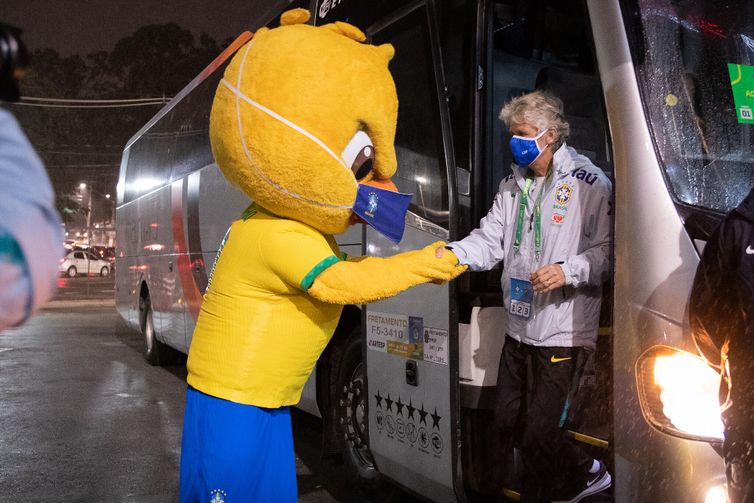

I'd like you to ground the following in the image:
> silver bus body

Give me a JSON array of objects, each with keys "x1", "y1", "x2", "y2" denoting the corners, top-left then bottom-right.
[{"x1": 116, "y1": 0, "x2": 750, "y2": 500}]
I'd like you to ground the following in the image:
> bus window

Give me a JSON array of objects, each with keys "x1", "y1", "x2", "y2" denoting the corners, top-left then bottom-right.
[
  {"x1": 460, "y1": 1, "x2": 614, "y2": 496},
  {"x1": 627, "y1": 0, "x2": 754, "y2": 215},
  {"x1": 124, "y1": 117, "x2": 176, "y2": 203},
  {"x1": 171, "y1": 77, "x2": 218, "y2": 181},
  {"x1": 437, "y1": 0, "x2": 476, "y2": 173},
  {"x1": 487, "y1": 0, "x2": 607, "y2": 204},
  {"x1": 371, "y1": 7, "x2": 450, "y2": 226}
]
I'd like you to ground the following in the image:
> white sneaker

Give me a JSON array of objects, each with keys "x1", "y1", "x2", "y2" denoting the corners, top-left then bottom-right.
[{"x1": 552, "y1": 460, "x2": 612, "y2": 503}]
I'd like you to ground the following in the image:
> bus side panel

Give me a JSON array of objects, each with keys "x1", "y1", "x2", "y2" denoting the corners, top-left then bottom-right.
[
  {"x1": 140, "y1": 185, "x2": 188, "y2": 353},
  {"x1": 365, "y1": 223, "x2": 456, "y2": 503},
  {"x1": 588, "y1": 1, "x2": 726, "y2": 501},
  {"x1": 115, "y1": 200, "x2": 140, "y2": 332}
]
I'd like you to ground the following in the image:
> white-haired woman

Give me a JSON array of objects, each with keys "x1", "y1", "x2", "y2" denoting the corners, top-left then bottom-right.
[{"x1": 441, "y1": 90, "x2": 612, "y2": 502}]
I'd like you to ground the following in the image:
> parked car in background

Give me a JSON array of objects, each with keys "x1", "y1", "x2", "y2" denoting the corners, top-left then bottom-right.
[
  {"x1": 90, "y1": 245, "x2": 116, "y2": 270},
  {"x1": 59, "y1": 250, "x2": 111, "y2": 277}
]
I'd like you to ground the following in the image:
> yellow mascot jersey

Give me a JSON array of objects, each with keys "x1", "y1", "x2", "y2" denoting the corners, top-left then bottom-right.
[{"x1": 186, "y1": 204, "x2": 344, "y2": 407}]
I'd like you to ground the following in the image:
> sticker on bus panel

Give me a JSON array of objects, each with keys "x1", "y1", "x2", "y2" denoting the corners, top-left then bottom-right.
[
  {"x1": 366, "y1": 312, "x2": 448, "y2": 364},
  {"x1": 728, "y1": 63, "x2": 754, "y2": 124},
  {"x1": 367, "y1": 312, "x2": 408, "y2": 353},
  {"x1": 423, "y1": 327, "x2": 448, "y2": 366}
]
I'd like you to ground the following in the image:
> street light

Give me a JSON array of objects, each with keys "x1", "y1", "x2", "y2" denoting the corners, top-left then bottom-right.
[{"x1": 75, "y1": 181, "x2": 116, "y2": 248}]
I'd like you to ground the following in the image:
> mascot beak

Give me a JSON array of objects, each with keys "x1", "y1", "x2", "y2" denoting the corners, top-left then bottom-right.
[{"x1": 360, "y1": 177, "x2": 398, "y2": 192}]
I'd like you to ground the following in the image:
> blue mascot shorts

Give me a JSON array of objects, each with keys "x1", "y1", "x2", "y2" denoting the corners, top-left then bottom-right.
[{"x1": 179, "y1": 386, "x2": 297, "y2": 503}]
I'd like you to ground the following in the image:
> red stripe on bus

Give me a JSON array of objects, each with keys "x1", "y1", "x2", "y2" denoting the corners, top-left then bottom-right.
[
  {"x1": 197, "y1": 31, "x2": 254, "y2": 81},
  {"x1": 171, "y1": 180, "x2": 203, "y2": 321}
]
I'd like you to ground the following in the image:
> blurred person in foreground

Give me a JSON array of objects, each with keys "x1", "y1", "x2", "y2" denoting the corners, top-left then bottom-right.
[
  {"x1": 0, "y1": 23, "x2": 63, "y2": 330},
  {"x1": 442, "y1": 90, "x2": 612, "y2": 502},
  {"x1": 690, "y1": 186, "x2": 754, "y2": 503}
]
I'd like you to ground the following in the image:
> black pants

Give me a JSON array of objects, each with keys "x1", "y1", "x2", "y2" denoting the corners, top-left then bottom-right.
[
  {"x1": 494, "y1": 335, "x2": 593, "y2": 501},
  {"x1": 723, "y1": 361, "x2": 754, "y2": 503}
]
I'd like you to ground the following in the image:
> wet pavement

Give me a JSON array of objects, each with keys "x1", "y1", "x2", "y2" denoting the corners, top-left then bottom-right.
[{"x1": 0, "y1": 279, "x2": 379, "y2": 502}]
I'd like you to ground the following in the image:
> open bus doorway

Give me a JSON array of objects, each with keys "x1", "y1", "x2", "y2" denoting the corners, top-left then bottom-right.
[{"x1": 456, "y1": 0, "x2": 614, "y2": 499}]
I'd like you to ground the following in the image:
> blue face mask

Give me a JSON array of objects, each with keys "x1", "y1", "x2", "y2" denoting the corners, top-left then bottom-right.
[
  {"x1": 509, "y1": 129, "x2": 549, "y2": 167},
  {"x1": 352, "y1": 184, "x2": 412, "y2": 243}
]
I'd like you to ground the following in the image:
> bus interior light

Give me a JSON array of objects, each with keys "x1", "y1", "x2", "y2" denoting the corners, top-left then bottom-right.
[{"x1": 635, "y1": 345, "x2": 724, "y2": 443}]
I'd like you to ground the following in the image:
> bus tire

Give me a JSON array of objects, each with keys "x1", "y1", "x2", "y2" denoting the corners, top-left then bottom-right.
[
  {"x1": 67, "y1": 266, "x2": 77, "y2": 278},
  {"x1": 335, "y1": 334, "x2": 394, "y2": 497},
  {"x1": 140, "y1": 297, "x2": 171, "y2": 366}
]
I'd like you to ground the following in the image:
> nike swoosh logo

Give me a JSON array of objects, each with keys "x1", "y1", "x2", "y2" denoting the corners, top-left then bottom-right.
[
  {"x1": 747, "y1": 246, "x2": 754, "y2": 255},
  {"x1": 550, "y1": 356, "x2": 572, "y2": 363}
]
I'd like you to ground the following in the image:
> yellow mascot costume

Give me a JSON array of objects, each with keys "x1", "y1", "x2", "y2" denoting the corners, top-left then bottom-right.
[{"x1": 179, "y1": 9, "x2": 465, "y2": 502}]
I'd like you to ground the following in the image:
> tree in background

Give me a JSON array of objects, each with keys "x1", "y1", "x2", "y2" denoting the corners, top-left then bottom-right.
[{"x1": 7, "y1": 23, "x2": 225, "y2": 223}]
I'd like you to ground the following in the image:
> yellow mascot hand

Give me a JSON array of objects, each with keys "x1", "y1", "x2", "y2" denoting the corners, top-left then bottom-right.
[{"x1": 308, "y1": 241, "x2": 467, "y2": 305}]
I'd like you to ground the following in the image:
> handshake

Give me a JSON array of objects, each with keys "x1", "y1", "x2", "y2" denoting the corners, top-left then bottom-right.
[{"x1": 397, "y1": 241, "x2": 467, "y2": 286}]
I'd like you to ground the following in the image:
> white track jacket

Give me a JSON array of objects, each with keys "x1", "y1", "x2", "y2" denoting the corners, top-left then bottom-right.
[
  {"x1": 0, "y1": 108, "x2": 62, "y2": 330},
  {"x1": 448, "y1": 144, "x2": 611, "y2": 349}
]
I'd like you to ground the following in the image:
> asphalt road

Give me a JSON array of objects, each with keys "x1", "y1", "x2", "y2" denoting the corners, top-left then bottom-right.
[{"x1": 0, "y1": 277, "x2": 389, "y2": 502}]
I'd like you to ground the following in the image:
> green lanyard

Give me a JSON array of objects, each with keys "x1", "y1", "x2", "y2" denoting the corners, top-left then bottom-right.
[{"x1": 513, "y1": 174, "x2": 547, "y2": 259}]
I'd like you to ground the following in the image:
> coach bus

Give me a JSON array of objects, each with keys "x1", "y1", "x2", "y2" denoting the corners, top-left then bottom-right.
[{"x1": 115, "y1": 0, "x2": 753, "y2": 500}]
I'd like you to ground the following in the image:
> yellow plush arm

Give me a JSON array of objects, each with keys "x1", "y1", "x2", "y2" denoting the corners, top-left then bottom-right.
[{"x1": 308, "y1": 241, "x2": 467, "y2": 305}]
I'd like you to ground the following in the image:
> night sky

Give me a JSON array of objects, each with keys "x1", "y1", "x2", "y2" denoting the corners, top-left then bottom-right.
[{"x1": 4, "y1": 0, "x2": 275, "y2": 55}]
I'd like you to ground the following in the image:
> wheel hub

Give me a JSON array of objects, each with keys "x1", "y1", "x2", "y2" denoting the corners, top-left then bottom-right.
[{"x1": 340, "y1": 362, "x2": 374, "y2": 466}]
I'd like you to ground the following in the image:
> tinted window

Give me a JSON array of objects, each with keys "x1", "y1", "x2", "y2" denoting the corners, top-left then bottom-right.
[
  {"x1": 124, "y1": 116, "x2": 176, "y2": 203},
  {"x1": 170, "y1": 80, "x2": 217, "y2": 180},
  {"x1": 438, "y1": 0, "x2": 476, "y2": 173},
  {"x1": 628, "y1": 0, "x2": 754, "y2": 213},
  {"x1": 372, "y1": 7, "x2": 450, "y2": 226},
  {"x1": 73, "y1": 252, "x2": 84, "y2": 259},
  {"x1": 486, "y1": 0, "x2": 609, "y2": 204}
]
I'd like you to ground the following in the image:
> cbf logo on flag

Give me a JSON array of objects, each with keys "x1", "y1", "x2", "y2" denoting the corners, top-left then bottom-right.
[
  {"x1": 367, "y1": 192, "x2": 379, "y2": 216},
  {"x1": 352, "y1": 184, "x2": 412, "y2": 243},
  {"x1": 210, "y1": 489, "x2": 227, "y2": 503}
]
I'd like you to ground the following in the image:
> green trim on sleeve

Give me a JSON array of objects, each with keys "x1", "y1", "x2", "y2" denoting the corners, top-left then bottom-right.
[
  {"x1": 300, "y1": 255, "x2": 340, "y2": 291},
  {"x1": 0, "y1": 230, "x2": 25, "y2": 267},
  {"x1": 241, "y1": 203, "x2": 258, "y2": 221}
]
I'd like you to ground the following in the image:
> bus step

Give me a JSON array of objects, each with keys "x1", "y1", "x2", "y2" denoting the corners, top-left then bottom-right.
[
  {"x1": 502, "y1": 488, "x2": 520, "y2": 501},
  {"x1": 566, "y1": 429, "x2": 609, "y2": 449}
]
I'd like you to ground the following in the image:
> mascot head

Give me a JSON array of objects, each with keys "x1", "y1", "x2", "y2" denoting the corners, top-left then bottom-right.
[{"x1": 210, "y1": 8, "x2": 399, "y2": 235}]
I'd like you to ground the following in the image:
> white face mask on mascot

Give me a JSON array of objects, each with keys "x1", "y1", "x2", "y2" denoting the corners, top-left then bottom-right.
[{"x1": 221, "y1": 74, "x2": 412, "y2": 243}]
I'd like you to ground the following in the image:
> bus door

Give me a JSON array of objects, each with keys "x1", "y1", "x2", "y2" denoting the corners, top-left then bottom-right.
[
  {"x1": 456, "y1": 0, "x2": 615, "y2": 497},
  {"x1": 359, "y1": 3, "x2": 462, "y2": 501}
]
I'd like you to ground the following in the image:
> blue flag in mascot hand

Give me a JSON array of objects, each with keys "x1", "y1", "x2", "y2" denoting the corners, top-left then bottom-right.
[{"x1": 352, "y1": 184, "x2": 412, "y2": 243}]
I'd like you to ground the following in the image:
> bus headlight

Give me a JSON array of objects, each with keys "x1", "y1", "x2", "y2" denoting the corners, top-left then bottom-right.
[{"x1": 636, "y1": 345, "x2": 724, "y2": 443}]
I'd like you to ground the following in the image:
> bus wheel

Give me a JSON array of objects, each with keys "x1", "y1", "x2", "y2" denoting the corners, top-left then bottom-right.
[
  {"x1": 140, "y1": 296, "x2": 172, "y2": 366},
  {"x1": 336, "y1": 336, "x2": 391, "y2": 495},
  {"x1": 67, "y1": 266, "x2": 77, "y2": 278}
]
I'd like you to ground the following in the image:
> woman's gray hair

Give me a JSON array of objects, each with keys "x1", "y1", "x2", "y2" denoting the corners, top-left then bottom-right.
[{"x1": 499, "y1": 90, "x2": 570, "y2": 150}]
